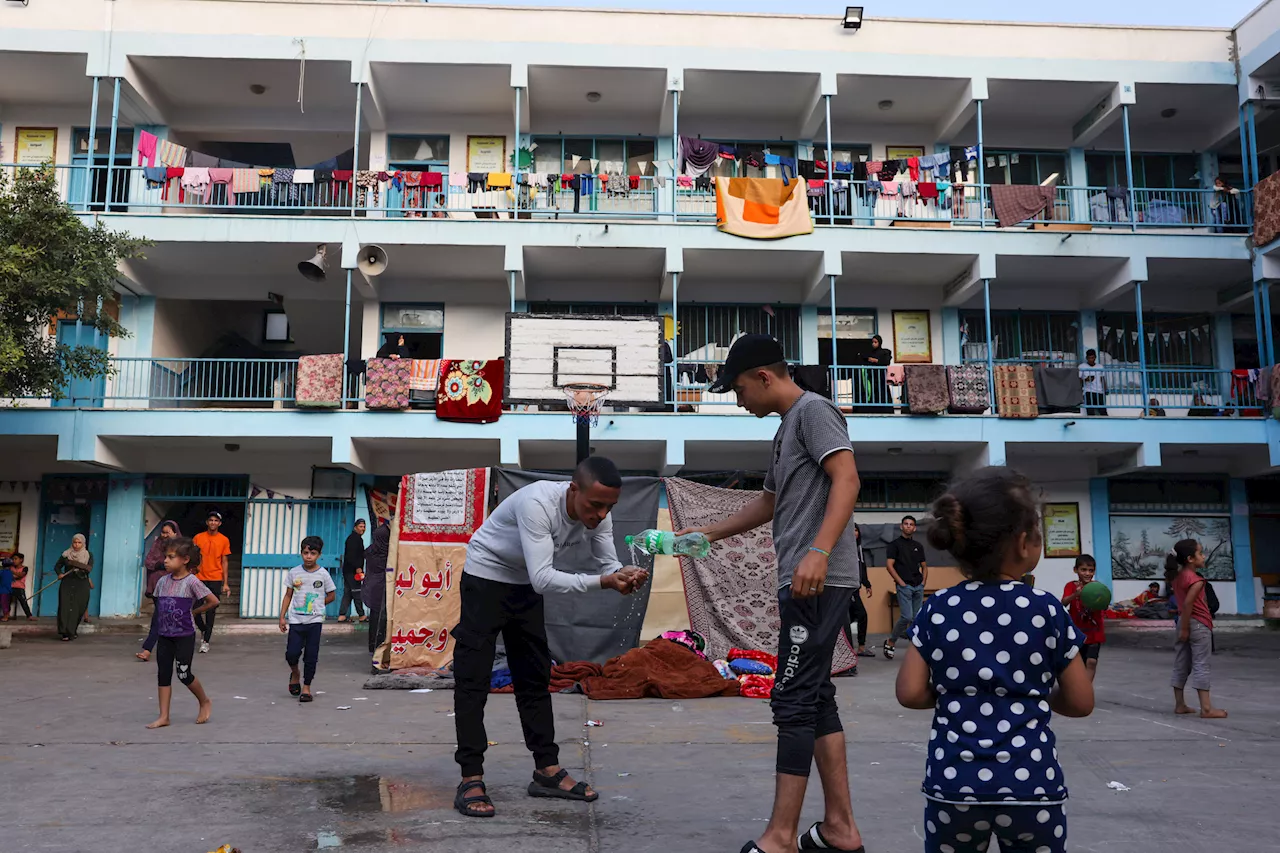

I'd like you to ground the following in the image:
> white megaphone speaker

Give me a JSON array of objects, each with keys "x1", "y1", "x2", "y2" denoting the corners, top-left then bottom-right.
[
  {"x1": 298, "y1": 244, "x2": 328, "y2": 282},
  {"x1": 358, "y1": 245, "x2": 388, "y2": 278}
]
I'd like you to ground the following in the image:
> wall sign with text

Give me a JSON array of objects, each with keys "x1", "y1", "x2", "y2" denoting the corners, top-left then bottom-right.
[{"x1": 1041, "y1": 503, "x2": 1082, "y2": 559}]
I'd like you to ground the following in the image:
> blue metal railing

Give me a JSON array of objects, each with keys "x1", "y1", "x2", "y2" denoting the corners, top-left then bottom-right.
[
  {"x1": 12, "y1": 357, "x2": 1268, "y2": 418},
  {"x1": 18, "y1": 163, "x2": 1250, "y2": 233}
]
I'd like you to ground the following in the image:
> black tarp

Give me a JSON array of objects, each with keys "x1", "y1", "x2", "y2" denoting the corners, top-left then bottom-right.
[{"x1": 492, "y1": 470, "x2": 661, "y2": 664}]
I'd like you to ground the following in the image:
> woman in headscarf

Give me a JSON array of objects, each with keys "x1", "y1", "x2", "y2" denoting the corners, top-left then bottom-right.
[
  {"x1": 362, "y1": 520, "x2": 392, "y2": 664},
  {"x1": 136, "y1": 521, "x2": 181, "y2": 661},
  {"x1": 55, "y1": 534, "x2": 94, "y2": 641},
  {"x1": 338, "y1": 519, "x2": 367, "y2": 623},
  {"x1": 858, "y1": 334, "x2": 894, "y2": 412}
]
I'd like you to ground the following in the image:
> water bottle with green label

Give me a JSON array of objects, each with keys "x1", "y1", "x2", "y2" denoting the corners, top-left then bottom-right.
[{"x1": 625, "y1": 529, "x2": 711, "y2": 558}]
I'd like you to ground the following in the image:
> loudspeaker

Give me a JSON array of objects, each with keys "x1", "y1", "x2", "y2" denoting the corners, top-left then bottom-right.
[
  {"x1": 358, "y1": 245, "x2": 388, "y2": 278},
  {"x1": 298, "y1": 245, "x2": 328, "y2": 282}
]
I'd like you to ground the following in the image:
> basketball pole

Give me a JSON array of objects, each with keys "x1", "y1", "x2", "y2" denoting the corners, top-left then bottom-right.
[{"x1": 576, "y1": 419, "x2": 590, "y2": 465}]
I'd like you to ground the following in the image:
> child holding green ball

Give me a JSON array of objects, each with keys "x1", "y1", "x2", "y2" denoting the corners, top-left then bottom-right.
[{"x1": 1062, "y1": 555, "x2": 1105, "y2": 681}]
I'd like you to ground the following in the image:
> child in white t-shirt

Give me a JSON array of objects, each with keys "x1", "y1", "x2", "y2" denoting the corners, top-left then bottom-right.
[{"x1": 279, "y1": 536, "x2": 336, "y2": 703}]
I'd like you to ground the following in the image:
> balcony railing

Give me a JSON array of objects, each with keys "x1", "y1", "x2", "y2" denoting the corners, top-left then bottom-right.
[
  {"x1": 19, "y1": 163, "x2": 1252, "y2": 233},
  {"x1": 8, "y1": 357, "x2": 1267, "y2": 418}
]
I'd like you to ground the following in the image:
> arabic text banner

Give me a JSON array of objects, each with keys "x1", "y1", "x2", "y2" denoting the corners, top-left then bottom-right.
[{"x1": 383, "y1": 468, "x2": 489, "y2": 670}]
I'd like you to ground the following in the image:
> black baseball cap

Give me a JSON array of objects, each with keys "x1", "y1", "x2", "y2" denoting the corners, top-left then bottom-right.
[{"x1": 708, "y1": 334, "x2": 786, "y2": 393}]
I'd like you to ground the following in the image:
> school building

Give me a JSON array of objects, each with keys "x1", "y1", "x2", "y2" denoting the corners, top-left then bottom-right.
[{"x1": 2, "y1": 0, "x2": 1280, "y2": 622}]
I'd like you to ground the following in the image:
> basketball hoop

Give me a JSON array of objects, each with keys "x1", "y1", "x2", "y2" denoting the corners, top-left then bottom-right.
[{"x1": 562, "y1": 382, "x2": 611, "y2": 427}]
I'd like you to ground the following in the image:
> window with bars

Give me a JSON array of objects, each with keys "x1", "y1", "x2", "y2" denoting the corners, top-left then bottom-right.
[
  {"x1": 959, "y1": 311, "x2": 1080, "y2": 364},
  {"x1": 1096, "y1": 312, "x2": 1215, "y2": 367},
  {"x1": 1110, "y1": 477, "x2": 1229, "y2": 513},
  {"x1": 531, "y1": 137, "x2": 657, "y2": 176},
  {"x1": 1084, "y1": 153, "x2": 1199, "y2": 189},
  {"x1": 675, "y1": 304, "x2": 802, "y2": 362}
]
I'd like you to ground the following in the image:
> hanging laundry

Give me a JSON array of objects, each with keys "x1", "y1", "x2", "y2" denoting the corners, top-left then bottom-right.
[
  {"x1": 487, "y1": 172, "x2": 513, "y2": 189},
  {"x1": 907, "y1": 157, "x2": 920, "y2": 181},
  {"x1": 137, "y1": 131, "x2": 158, "y2": 167},
  {"x1": 449, "y1": 171, "x2": 467, "y2": 188},
  {"x1": 865, "y1": 160, "x2": 883, "y2": 176},
  {"x1": 468, "y1": 172, "x2": 487, "y2": 192},
  {"x1": 654, "y1": 175, "x2": 668, "y2": 188},
  {"x1": 718, "y1": 144, "x2": 737, "y2": 160},
  {"x1": 680, "y1": 136, "x2": 719, "y2": 177},
  {"x1": 764, "y1": 153, "x2": 781, "y2": 166},
  {"x1": 156, "y1": 139, "x2": 188, "y2": 168},
  {"x1": 714, "y1": 177, "x2": 814, "y2": 240},
  {"x1": 162, "y1": 167, "x2": 185, "y2": 203},
  {"x1": 142, "y1": 166, "x2": 167, "y2": 187},
  {"x1": 629, "y1": 175, "x2": 640, "y2": 190},
  {"x1": 232, "y1": 168, "x2": 259, "y2": 195},
  {"x1": 315, "y1": 169, "x2": 334, "y2": 184},
  {"x1": 918, "y1": 182, "x2": 940, "y2": 201},
  {"x1": 191, "y1": 152, "x2": 219, "y2": 168},
  {"x1": 834, "y1": 161, "x2": 853, "y2": 174},
  {"x1": 740, "y1": 149, "x2": 766, "y2": 170},
  {"x1": 294, "y1": 169, "x2": 315, "y2": 184},
  {"x1": 990, "y1": 184, "x2": 1056, "y2": 228},
  {"x1": 355, "y1": 170, "x2": 379, "y2": 206},
  {"x1": 677, "y1": 175, "x2": 693, "y2": 187},
  {"x1": 181, "y1": 168, "x2": 211, "y2": 198},
  {"x1": 205, "y1": 168, "x2": 235, "y2": 206},
  {"x1": 964, "y1": 146, "x2": 979, "y2": 162},
  {"x1": 694, "y1": 174, "x2": 711, "y2": 192}
]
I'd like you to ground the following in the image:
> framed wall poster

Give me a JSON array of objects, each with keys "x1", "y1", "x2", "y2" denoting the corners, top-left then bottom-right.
[
  {"x1": 1109, "y1": 514, "x2": 1235, "y2": 581},
  {"x1": 892, "y1": 310, "x2": 933, "y2": 363},
  {"x1": 14, "y1": 128, "x2": 57, "y2": 166},
  {"x1": 0, "y1": 503, "x2": 20, "y2": 557},
  {"x1": 1041, "y1": 503, "x2": 1081, "y2": 559},
  {"x1": 467, "y1": 136, "x2": 507, "y2": 173},
  {"x1": 886, "y1": 145, "x2": 926, "y2": 161}
]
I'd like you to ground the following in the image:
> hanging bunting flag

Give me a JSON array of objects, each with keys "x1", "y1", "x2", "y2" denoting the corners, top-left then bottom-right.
[
  {"x1": 1191, "y1": 327, "x2": 1201, "y2": 339},
  {"x1": 1201, "y1": 324, "x2": 1210, "y2": 334},
  {"x1": 22, "y1": 482, "x2": 29, "y2": 492},
  {"x1": 285, "y1": 498, "x2": 294, "y2": 510},
  {"x1": 1178, "y1": 330, "x2": 1188, "y2": 342},
  {"x1": 1147, "y1": 332, "x2": 1156, "y2": 343},
  {"x1": 267, "y1": 489, "x2": 276, "y2": 500},
  {"x1": 1131, "y1": 331, "x2": 1140, "y2": 342},
  {"x1": 144, "y1": 478, "x2": 154, "y2": 490},
  {"x1": 1102, "y1": 325, "x2": 1111, "y2": 339},
  {"x1": 251, "y1": 486, "x2": 262, "y2": 499},
  {"x1": 571, "y1": 155, "x2": 581, "y2": 168},
  {"x1": 638, "y1": 161, "x2": 649, "y2": 175},
  {"x1": 528, "y1": 141, "x2": 538, "y2": 151},
  {"x1": 1162, "y1": 332, "x2": 1171, "y2": 344},
  {"x1": 589, "y1": 158, "x2": 599, "y2": 171},
  {"x1": 762, "y1": 305, "x2": 776, "y2": 317},
  {"x1": 665, "y1": 159, "x2": 676, "y2": 172}
]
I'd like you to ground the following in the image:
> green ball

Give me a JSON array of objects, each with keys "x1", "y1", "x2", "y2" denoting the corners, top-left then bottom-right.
[{"x1": 1080, "y1": 581, "x2": 1112, "y2": 611}]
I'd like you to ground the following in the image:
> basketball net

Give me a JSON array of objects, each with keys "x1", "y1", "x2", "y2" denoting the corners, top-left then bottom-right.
[{"x1": 562, "y1": 383, "x2": 610, "y2": 427}]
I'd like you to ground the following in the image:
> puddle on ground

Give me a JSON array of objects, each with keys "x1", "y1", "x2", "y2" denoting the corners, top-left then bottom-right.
[{"x1": 216, "y1": 774, "x2": 454, "y2": 817}]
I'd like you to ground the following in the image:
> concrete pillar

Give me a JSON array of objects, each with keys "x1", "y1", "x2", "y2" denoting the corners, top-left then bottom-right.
[
  {"x1": 655, "y1": 136, "x2": 675, "y2": 217},
  {"x1": 1089, "y1": 478, "x2": 1112, "y2": 586},
  {"x1": 1080, "y1": 309, "x2": 1098, "y2": 357},
  {"x1": 800, "y1": 304, "x2": 819, "y2": 364},
  {"x1": 99, "y1": 473, "x2": 145, "y2": 616},
  {"x1": 1229, "y1": 479, "x2": 1257, "y2": 614},
  {"x1": 941, "y1": 308, "x2": 960, "y2": 364},
  {"x1": 1067, "y1": 147, "x2": 1087, "y2": 221}
]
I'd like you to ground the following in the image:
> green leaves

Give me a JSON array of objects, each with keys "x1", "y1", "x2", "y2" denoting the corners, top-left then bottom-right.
[{"x1": 0, "y1": 165, "x2": 149, "y2": 399}]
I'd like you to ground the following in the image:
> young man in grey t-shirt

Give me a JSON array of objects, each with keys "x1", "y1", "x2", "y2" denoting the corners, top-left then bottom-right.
[{"x1": 687, "y1": 334, "x2": 866, "y2": 853}]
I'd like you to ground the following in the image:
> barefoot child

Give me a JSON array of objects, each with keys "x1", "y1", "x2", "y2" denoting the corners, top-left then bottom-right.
[
  {"x1": 1167, "y1": 539, "x2": 1227, "y2": 719},
  {"x1": 279, "y1": 536, "x2": 336, "y2": 703},
  {"x1": 147, "y1": 537, "x2": 216, "y2": 728},
  {"x1": 896, "y1": 468, "x2": 1095, "y2": 853},
  {"x1": 1061, "y1": 555, "x2": 1105, "y2": 681}
]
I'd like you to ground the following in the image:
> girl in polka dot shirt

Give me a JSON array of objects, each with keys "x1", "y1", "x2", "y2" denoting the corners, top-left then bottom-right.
[{"x1": 895, "y1": 468, "x2": 1095, "y2": 853}]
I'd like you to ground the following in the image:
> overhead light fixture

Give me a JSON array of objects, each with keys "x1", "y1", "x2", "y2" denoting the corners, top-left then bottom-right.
[
  {"x1": 1161, "y1": 108, "x2": 1178, "y2": 119},
  {"x1": 878, "y1": 99, "x2": 894, "y2": 111},
  {"x1": 843, "y1": 6, "x2": 863, "y2": 30},
  {"x1": 586, "y1": 91, "x2": 602, "y2": 103},
  {"x1": 298, "y1": 244, "x2": 328, "y2": 282}
]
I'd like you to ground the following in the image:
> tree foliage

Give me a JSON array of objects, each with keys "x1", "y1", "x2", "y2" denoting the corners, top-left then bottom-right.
[{"x1": 0, "y1": 165, "x2": 148, "y2": 399}]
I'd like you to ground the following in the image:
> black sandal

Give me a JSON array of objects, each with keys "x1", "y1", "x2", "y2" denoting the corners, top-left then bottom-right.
[
  {"x1": 798, "y1": 821, "x2": 865, "y2": 852},
  {"x1": 298, "y1": 692, "x2": 313, "y2": 703},
  {"x1": 454, "y1": 779, "x2": 495, "y2": 818},
  {"x1": 289, "y1": 681, "x2": 301, "y2": 697},
  {"x1": 528, "y1": 768, "x2": 598, "y2": 802}
]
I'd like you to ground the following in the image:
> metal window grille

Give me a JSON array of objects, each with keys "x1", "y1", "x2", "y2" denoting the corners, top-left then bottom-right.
[
  {"x1": 676, "y1": 305, "x2": 802, "y2": 363},
  {"x1": 960, "y1": 311, "x2": 1080, "y2": 364}
]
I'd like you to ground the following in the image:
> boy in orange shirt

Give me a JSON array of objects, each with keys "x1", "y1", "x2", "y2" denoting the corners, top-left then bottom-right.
[
  {"x1": 193, "y1": 510, "x2": 232, "y2": 654},
  {"x1": 1062, "y1": 554, "x2": 1105, "y2": 681}
]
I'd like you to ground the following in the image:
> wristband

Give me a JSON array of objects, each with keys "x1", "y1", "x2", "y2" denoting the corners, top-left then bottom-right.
[{"x1": 809, "y1": 547, "x2": 830, "y2": 557}]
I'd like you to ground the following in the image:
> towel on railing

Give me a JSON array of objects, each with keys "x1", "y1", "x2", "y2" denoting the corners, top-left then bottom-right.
[
  {"x1": 714, "y1": 177, "x2": 813, "y2": 240},
  {"x1": 904, "y1": 365, "x2": 948, "y2": 414},
  {"x1": 991, "y1": 184, "x2": 1056, "y2": 228},
  {"x1": 1034, "y1": 366, "x2": 1083, "y2": 413},
  {"x1": 231, "y1": 168, "x2": 260, "y2": 195},
  {"x1": 408, "y1": 359, "x2": 443, "y2": 395},
  {"x1": 436, "y1": 359, "x2": 504, "y2": 424},
  {"x1": 995, "y1": 364, "x2": 1038, "y2": 419},
  {"x1": 365, "y1": 358, "x2": 412, "y2": 410},
  {"x1": 946, "y1": 364, "x2": 989, "y2": 414},
  {"x1": 156, "y1": 139, "x2": 187, "y2": 168},
  {"x1": 296, "y1": 355, "x2": 344, "y2": 408},
  {"x1": 1259, "y1": 365, "x2": 1274, "y2": 402},
  {"x1": 1254, "y1": 171, "x2": 1280, "y2": 247}
]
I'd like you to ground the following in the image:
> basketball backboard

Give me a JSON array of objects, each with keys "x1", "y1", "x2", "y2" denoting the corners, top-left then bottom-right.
[{"x1": 505, "y1": 313, "x2": 663, "y2": 407}]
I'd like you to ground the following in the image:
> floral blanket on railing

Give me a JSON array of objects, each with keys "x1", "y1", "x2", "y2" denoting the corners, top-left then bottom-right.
[{"x1": 435, "y1": 359, "x2": 504, "y2": 423}]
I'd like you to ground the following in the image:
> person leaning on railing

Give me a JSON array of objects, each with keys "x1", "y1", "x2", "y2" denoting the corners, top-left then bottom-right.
[{"x1": 1209, "y1": 177, "x2": 1239, "y2": 234}]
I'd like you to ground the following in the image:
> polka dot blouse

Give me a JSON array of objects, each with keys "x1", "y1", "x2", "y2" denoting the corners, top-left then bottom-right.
[{"x1": 910, "y1": 580, "x2": 1081, "y2": 806}]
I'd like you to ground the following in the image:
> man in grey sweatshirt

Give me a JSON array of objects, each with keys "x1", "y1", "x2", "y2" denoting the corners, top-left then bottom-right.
[{"x1": 452, "y1": 456, "x2": 647, "y2": 819}]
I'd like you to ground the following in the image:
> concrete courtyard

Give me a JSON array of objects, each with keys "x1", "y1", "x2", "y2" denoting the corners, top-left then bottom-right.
[{"x1": 3, "y1": 627, "x2": 1279, "y2": 853}]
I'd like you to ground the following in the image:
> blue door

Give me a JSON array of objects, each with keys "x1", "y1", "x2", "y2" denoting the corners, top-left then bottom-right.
[
  {"x1": 54, "y1": 320, "x2": 106, "y2": 407},
  {"x1": 35, "y1": 499, "x2": 106, "y2": 617},
  {"x1": 307, "y1": 502, "x2": 356, "y2": 617},
  {"x1": 240, "y1": 499, "x2": 354, "y2": 617}
]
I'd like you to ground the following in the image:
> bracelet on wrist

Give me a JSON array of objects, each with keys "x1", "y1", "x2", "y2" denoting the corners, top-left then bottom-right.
[{"x1": 809, "y1": 547, "x2": 830, "y2": 557}]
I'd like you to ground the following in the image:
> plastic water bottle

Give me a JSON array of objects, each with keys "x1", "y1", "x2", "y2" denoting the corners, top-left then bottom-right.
[{"x1": 625, "y1": 529, "x2": 711, "y2": 558}]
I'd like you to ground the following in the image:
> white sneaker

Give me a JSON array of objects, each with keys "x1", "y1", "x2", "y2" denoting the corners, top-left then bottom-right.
[{"x1": 199, "y1": 641, "x2": 210, "y2": 654}]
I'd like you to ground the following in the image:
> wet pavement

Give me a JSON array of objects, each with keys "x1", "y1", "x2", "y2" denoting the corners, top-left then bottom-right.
[{"x1": 4, "y1": 629, "x2": 1280, "y2": 852}]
